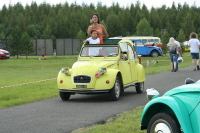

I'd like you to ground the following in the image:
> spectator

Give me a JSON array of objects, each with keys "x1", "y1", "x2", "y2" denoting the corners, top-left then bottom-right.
[
  {"x1": 42, "y1": 55, "x2": 47, "y2": 60},
  {"x1": 83, "y1": 30, "x2": 100, "y2": 56},
  {"x1": 173, "y1": 36, "x2": 181, "y2": 71},
  {"x1": 167, "y1": 37, "x2": 179, "y2": 72},
  {"x1": 188, "y1": 32, "x2": 200, "y2": 71},
  {"x1": 87, "y1": 13, "x2": 108, "y2": 44},
  {"x1": 53, "y1": 49, "x2": 56, "y2": 57},
  {"x1": 83, "y1": 30, "x2": 100, "y2": 44}
]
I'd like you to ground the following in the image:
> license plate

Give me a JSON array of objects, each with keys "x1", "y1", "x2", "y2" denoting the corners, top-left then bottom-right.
[
  {"x1": 76, "y1": 85, "x2": 87, "y2": 88},
  {"x1": 6, "y1": 55, "x2": 10, "y2": 57}
]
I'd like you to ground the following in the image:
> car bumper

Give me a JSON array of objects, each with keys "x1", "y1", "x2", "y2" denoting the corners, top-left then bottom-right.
[
  {"x1": 0, "y1": 54, "x2": 10, "y2": 59},
  {"x1": 59, "y1": 89, "x2": 110, "y2": 94}
]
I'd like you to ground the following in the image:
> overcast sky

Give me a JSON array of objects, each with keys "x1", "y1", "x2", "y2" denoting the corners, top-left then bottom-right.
[{"x1": 1, "y1": 0, "x2": 199, "y2": 9}]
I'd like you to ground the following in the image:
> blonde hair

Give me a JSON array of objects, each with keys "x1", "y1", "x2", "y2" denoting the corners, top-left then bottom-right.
[{"x1": 168, "y1": 37, "x2": 176, "y2": 46}]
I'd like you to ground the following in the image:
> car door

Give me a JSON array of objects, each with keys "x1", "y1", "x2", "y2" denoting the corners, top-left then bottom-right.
[
  {"x1": 190, "y1": 101, "x2": 200, "y2": 133},
  {"x1": 118, "y1": 42, "x2": 132, "y2": 84},
  {"x1": 134, "y1": 40, "x2": 148, "y2": 55},
  {"x1": 127, "y1": 44, "x2": 138, "y2": 82}
]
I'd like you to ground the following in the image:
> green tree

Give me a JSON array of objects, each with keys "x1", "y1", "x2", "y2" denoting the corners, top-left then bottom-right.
[
  {"x1": 166, "y1": 22, "x2": 174, "y2": 37},
  {"x1": 177, "y1": 29, "x2": 185, "y2": 42},
  {"x1": 76, "y1": 29, "x2": 86, "y2": 52},
  {"x1": 181, "y1": 13, "x2": 195, "y2": 37},
  {"x1": 0, "y1": 32, "x2": 6, "y2": 39},
  {"x1": 161, "y1": 32, "x2": 170, "y2": 55},
  {"x1": 177, "y1": 29, "x2": 185, "y2": 54},
  {"x1": 149, "y1": 8, "x2": 161, "y2": 30},
  {"x1": 136, "y1": 18, "x2": 153, "y2": 36},
  {"x1": 41, "y1": 23, "x2": 54, "y2": 39},
  {"x1": 8, "y1": 27, "x2": 23, "y2": 59},
  {"x1": 154, "y1": 28, "x2": 161, "y2": 38},
  {"x1": 106, "y1": 14, "x2": 123, "y2": 37},
  {"x1": 21, "y1": 32, "x2": 34, "y2": 59},
  {"x1": 26, "y1": 24, "x2": 41, "y2": 39}
]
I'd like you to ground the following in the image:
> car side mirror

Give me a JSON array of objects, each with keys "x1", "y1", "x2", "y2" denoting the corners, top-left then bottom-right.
[{"x1": 146, "y1": 88, "x2": 160, "y2": 100}]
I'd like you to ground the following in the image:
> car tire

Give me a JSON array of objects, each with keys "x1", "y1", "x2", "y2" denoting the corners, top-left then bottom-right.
[
  {"x1": 135, "y1": 82, "x2": 144, "y2": 93},
  {"x1": 109, "y1": 76, "x2": 121, "y2": 101},
  {"x1": 151, "y1": 51, "x2": 159, "y2": 57},
  {"x1": 147, "y1": 112, "x2": 181, "y2": 133},
  {"x1": 59, "y1": 92, "x2": 71, "y2": 101}
]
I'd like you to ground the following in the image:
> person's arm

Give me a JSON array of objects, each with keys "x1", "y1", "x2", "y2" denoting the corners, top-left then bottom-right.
[
  {"x1": 178, "y1": 42, "x2": 182, "y2": 55},
  {"x1": 96, "y1": 38, "x2": 100, "y2": 44},
  {"x1": 87, "y1": 19, "x2": 93, "y2": 35},
  {"x1": 198, "y1": 41, "x2": 200, "y2": 48},
  {"x1": 87, "y1": 24, "x2": 93, "y2": 35},
  {"x1": 101, "y1": 24, "x2": 108, "y2": 38},
  {"x1": 83, "y1": 40, "x2": 89, "y2": 43}
]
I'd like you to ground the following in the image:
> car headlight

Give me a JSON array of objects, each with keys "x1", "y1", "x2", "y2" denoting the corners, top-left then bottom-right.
[
  {"x1": 99, "y1": 67, "x2": 107, "y2": 74},
  {"x1": 95, "y1": 67, "x2": 107, "y2": 78},
  {"x1": 146, "y1": 88, "x2": 160, "y2": 100},
  {"x1": 61, "y1": 67, "x2": 71, "y2": 76},
  {"x1": 0, "y1": 52, "x2": 3, "y2": 54}
]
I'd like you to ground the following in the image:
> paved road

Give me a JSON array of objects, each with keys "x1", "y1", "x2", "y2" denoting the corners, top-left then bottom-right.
[{"x1": 0, "y1": 66, "x2": 199, "y2": 133}]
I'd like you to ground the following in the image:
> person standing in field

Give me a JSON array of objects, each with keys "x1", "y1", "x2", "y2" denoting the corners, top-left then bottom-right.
[
  {"x1": 53, "y1": 49, "x2": 56, "y2": 57},
  {"x1": 188, "y1": 32, "x2": 200, "y2": 71},
  {"x1": 87, "y1": 13, "x2": 108, "y2": 44}
]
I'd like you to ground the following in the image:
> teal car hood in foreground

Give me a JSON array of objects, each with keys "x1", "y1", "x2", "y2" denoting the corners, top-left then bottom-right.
[
  {"x1": 164, "y1": 83, "x2": 200, "y2": 96},
  {"x1": 164, "y1": 83, "x2": 200, "y2": 114},
  {"x1": 141, "y1": 83, "x2": 200, "y2": 133}
]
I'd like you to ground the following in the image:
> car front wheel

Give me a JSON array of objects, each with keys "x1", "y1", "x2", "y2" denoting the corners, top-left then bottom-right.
[
  {"x1": 135, "y1": 82, "x2": 144, "y2": 93},
  {"x1": 147, "y1": 112, "x2": 181, "y2": 133},
  {"x1": 59, "y1": 92, "x2": 71, "y2": 101},
  {"x1": 109, "y1": 76, "x2": 121, "y2": 101},
  {"x1": 151, "y1": 51, "x2": 159, "y2": 57}
]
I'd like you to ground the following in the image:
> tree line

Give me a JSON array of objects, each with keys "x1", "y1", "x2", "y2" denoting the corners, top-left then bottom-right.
[{"x1": 0, "y1": 1, "x2": 200, "y2": 55}]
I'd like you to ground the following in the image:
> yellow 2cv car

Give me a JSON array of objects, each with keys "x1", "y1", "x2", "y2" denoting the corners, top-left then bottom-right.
[{"x1": 57, "y1": 39, "x2": 146, "y2": 101}]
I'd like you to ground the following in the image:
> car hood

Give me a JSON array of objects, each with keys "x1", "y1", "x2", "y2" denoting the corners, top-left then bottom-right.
[
  {"x1": 163, "y1": 83, "x2": 200, "y2": 114},
  {"x1": 0, "y1": 49, "x2": 9, "y2": 53},
  {"x1": 71, "y1": 61, "x2": 117, "y2": 75},
  {"x1": 164, "y1": 83, "x2": 200, "y2": 96}
]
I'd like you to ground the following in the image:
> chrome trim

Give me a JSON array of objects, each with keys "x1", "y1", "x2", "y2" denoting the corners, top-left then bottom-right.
[
  {"x1": 124, "y1": 82, "x2": 137, "y2": 87},
  {"x1": 78, "y1": 60, "x2": 119, "y2": 61},
  {"x1": 73, "y1": 75, "x2": 92, "y2": 84},
  {"x1": 59, "y1": 89, "x2": 110, "y2": 93}
]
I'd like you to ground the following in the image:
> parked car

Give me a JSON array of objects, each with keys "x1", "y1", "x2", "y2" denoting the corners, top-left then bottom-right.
[
  {"x1": 0, "y1": 49, "x2": 10, "y2": 59},
  {"x1": 133, "y1": 40, "x2": 163, "y2": 57},
  {"x1": 183, "y1": 41, "x2": 190, "y2": 52},
  {"x1": 104, "y1": 39, "x2": 163, "y2": 57},
  {"x1": 57, "y1": 39, "x2": 146, "y2": 101},
  {"x1": 145, "y1": 42, "x2": 163, "y2": 48},
  {"x1": 140, "y1": 78, "x2": 200, "y2": 133}
]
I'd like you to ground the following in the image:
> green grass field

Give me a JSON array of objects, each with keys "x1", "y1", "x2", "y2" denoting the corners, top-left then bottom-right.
[
  {"x1": 0, "y1": 53, "x2": 192, "y2": 133},
  {"x1": 0, "y1": 55, "x2": 77, "y2": 108}
]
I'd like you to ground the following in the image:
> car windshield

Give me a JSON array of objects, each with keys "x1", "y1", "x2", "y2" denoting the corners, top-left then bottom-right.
[{"x1": 80, "y1": 45, "x2": 119, "y2": 57}]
